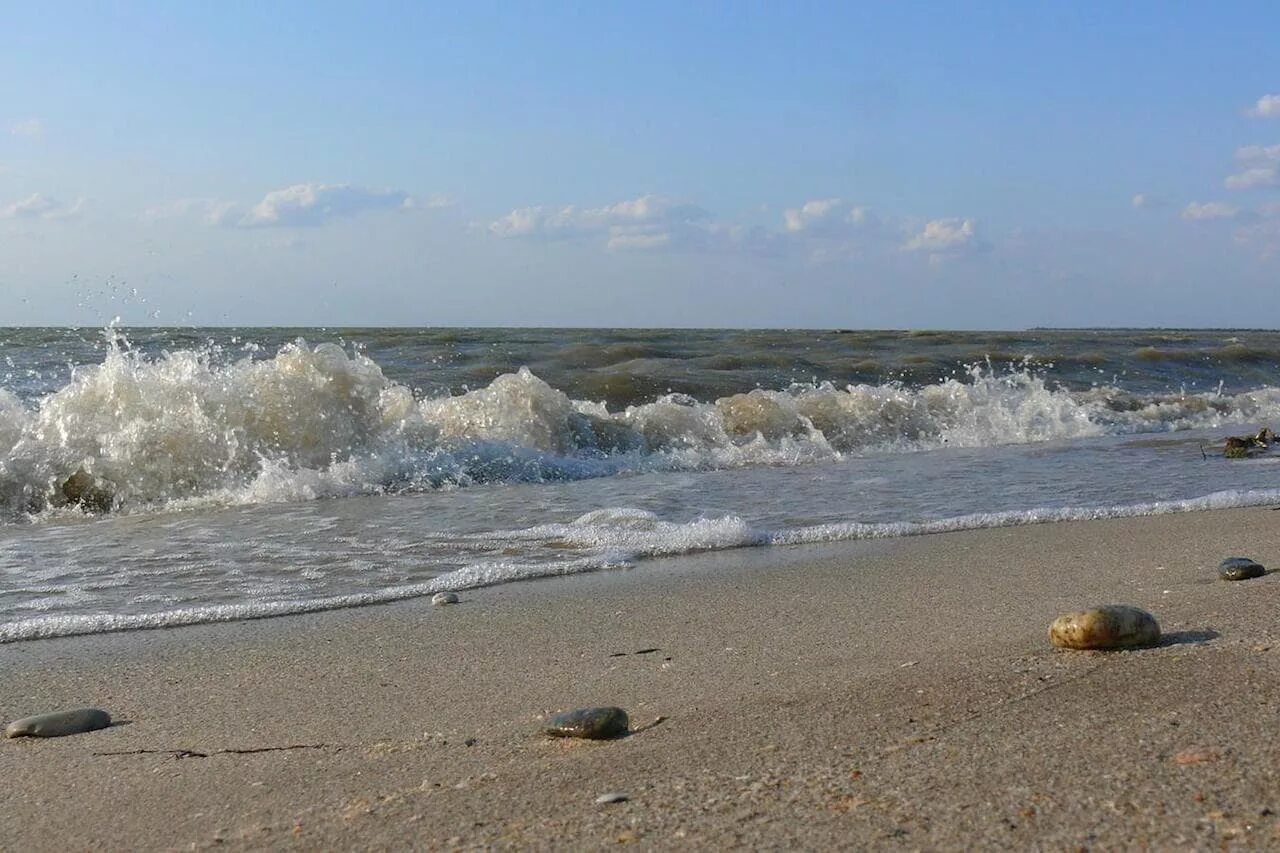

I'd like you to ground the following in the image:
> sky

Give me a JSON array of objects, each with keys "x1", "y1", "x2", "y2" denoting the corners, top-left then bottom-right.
[{"x1": 2, "y1": 2, "x2": 1279, "y2": 329}]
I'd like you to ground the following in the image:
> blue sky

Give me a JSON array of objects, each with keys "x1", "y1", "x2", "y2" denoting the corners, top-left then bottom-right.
[{"x1": 2, "y1": 2, "x2": 1279, "y2": 327}]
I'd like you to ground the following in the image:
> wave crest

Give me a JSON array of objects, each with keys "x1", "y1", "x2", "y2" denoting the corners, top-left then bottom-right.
[{"x1": 1, "y1": 339, "x2": 1277, "y2": 519}]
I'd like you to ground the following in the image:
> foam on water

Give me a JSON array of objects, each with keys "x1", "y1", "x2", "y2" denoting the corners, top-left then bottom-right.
[
  {"x1": 5, "y1": 486, "x2": 1279, "y2": 644},
  {"x1": 0, "y1": 553, "x2": 628, "y2": 643},
  {"x1": 1, "y1": 336, "x2": 1278, "y2": 521}
]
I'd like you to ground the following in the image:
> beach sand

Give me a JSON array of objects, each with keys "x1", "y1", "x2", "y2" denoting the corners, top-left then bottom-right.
[{"x1": 3, "y1": 506, "x2": 1280, "y2": 850}]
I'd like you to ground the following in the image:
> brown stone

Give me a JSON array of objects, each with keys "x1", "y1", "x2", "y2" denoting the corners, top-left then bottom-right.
[{"x1": 1048, "y1": 605, "x2": 1160, "y2": 650}]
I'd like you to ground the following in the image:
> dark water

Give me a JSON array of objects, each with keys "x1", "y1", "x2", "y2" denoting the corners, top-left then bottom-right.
[{"x1": 5, "y1": 327, "x2": 1279, "y2": 407}]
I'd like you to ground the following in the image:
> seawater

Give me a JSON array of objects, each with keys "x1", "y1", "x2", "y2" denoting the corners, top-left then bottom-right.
[{"x1": 2, "y1": 327, "x2": 1279, "y2": 642}]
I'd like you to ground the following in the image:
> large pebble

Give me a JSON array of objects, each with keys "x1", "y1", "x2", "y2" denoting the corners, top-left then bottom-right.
[
  {"x1": 1219, "y1": 557, "x2": 1266, "y2": 581},
  {"x1": 543, "y1": 706, "x2": 630, "y2": 740},
  {"x1": 431, "y1": 592, "x2": 459, "y2": 606},
  {"x1": 1048, "y1": 605, "x2": 1161, "y2": 650},
  {"x1": 5, "y1": 708, "x2": 112, "y2": 738}
]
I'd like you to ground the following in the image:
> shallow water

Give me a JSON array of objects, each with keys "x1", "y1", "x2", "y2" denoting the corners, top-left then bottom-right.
[{"x1": 2, "y1": 327, "x2": 1278, "y2": 641}]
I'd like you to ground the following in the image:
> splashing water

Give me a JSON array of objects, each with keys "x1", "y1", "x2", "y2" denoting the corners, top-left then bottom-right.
[
  {"x1": 1, "y1": 327, "x2": 1279, "y2": 642},
  {"x1": 0, "y1": 333, "x2": 1278, "y2": 520}
]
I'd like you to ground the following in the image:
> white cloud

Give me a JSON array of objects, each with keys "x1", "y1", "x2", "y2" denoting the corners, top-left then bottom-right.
[
  {"x1": 1181, "y1": 201, "x2": 1240, "y2": 221},
  {"x1": 782, "y1": 198, "x2": 878, "y2": 236},
  {"x1": 487, "y1": 194, "x2": 711, "y2": 250},
  {"x1": 144, "y1": 184, "x2": 419, "y2": 228},
  {"x1": 1246, "y1": 94, "x2": 1280, "y2": 119},
  {"x1": 0, "y1": 193, "x2": 84, "y2": 220},
  {"x1": 1225, "y1": 144, "x2": 1280, "y2": 190},
  {"x1": 1131, "y1": 193, "x2": 1166, "y2": 209},
  {"x1": 9, "y1": 118, "x2": 43, "y2": 138},
  {"x1": 784, "y1": 198, "x2": 838, "y2": 232},
  {"x1": 1225, "y1": 168, "x2": 1278, "y2": 190},
  {"x1": 902, "y1": 218, "x2": 979, "y2": 255},
  {"x1": 487, "y1": 193, "x2": 983, "y2": 262},
  {"x1": 239, "y1": 183, "x2": 413, "y2": 227}
]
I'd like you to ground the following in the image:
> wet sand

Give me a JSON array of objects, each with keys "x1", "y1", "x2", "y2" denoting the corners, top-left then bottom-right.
[{"x1": 3, "y1": 506, "x2": 1280, "y2": 850}]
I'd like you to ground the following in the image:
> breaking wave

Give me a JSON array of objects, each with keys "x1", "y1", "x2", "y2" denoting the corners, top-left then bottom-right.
[{"x1": 1, "y1": 333, "x2": 1278, "y2": 521}]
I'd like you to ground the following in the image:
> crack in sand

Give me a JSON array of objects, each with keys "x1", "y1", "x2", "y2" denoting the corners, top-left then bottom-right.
[{"x1": 93, "y1": 743, "x2": 342, "y2": 759}]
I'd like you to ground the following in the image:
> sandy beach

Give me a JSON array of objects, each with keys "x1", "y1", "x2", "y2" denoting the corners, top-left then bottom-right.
[{"x1": 3, "y1": 506, "x2": 1280, "y2": 850}]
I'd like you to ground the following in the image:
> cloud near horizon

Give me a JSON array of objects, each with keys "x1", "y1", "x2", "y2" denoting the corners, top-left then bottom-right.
[
  {"x1": 782, "y1": 198, "x2": 879, "y2": 237},
  {"x1": 238, "y1": 183, "x2": 413, "y2": 227},
  {"x1": 487, "y1": 195, "x2": 716, "y2": 251},
  {"x1": 145, "y1": 183, "x2": 420, "y2": 228},
  {"x1": 0, "y1": 193, "x2": 84, "y2": 220},
  {"x1": 489, "y1": 194, "x2": 982, "y2": 263},
  {"x1": 902, "y1": 218, "x2": 982, "y2": 257}
]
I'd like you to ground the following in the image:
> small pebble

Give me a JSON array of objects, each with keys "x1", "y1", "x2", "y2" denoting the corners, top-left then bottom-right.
[
  {"x1": 4, "y1": 708, "x2": 112, "y2": 739},
  {"x1": 595, "y1": 792, "x2": 630, "y2": 805},
  {"x1": 1218, "y1": 557, "x2": 1266, "y2": 581},
  {"x1": 431, "y1": 592, "x2": 459, "y2": 606},
  {"x1": 1173, "y1": 747, "x2": 1220, "y2": 765},
  {"x1": 1048, "y1": 605, "x2": 1161, "y2": 650},
  {"x1": 543, "y1": 706, "x2": 630, "y2": 740}
]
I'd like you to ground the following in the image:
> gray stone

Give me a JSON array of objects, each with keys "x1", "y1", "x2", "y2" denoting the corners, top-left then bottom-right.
[
  {"x1": 594, "y1": 792, "x2": 630, "y2": 805},
  {"x1": 543, "y1": 706, "x2": 630, "y2": 740},
  {"x1": 1219, "y1": 557, "x2": 1266, "y2": 581},
  {"x1": 431, "y1": 592, "x2": 459, "y2": 606},
  {"x1": 5, "y1": 708, "x2": 112, "y2": 738}
]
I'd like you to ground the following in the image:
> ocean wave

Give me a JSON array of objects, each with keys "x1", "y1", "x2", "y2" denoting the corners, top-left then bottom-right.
[{"x1": 0, "y1": 335, "x2": 1278, "y2": 519}]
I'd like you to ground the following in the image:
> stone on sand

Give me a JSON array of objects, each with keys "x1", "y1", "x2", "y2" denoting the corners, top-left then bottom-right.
[
  {"x1": 4, "y1": 708, "x2": 112, "y2": 738},
  {"x1": 431, "y1": 592, "x2": 459, "y2": 606},
  {"x1": 1218, "y1": 557, "x2": 1266, "y2": 581},
  {"x1": 543, "y1": 707, "x2": 630, "y2": 740},
  {"x1": 1048, "y1": 605, "x2": 1161, "y2": 650}
]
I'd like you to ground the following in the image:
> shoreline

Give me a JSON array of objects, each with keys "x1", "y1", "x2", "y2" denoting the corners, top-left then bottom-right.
[
  {"x1": 3, "y1": 506, "x2": 1280, "y2": 848},
  {"x1": 8, "y1": 483, "x2": 1280, "y2": 647}
]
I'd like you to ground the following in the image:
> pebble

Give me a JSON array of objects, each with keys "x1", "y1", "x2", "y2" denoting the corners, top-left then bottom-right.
[
  {"x1": 431, "y1": 592, "x2": 459, "y2": 606},
  {"x1": 1218, "y1": 557, "x2": 1266, "y2": 581},
  {"x1": 1048, "y1": 605, "x2": 1161, "y2": 650},
  {"x1": 595, "y1": 792, "x2": 630, "y2": 805},
  {"x1": 4, "y1": 708, "x2": 112, "y2": 738},
  {"x1": 543, "y1": 706, "x2": 630, "y2": 740}
]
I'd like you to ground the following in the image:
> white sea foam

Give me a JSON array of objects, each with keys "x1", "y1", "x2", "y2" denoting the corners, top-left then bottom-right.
[
  {"x1": 497, "y1": 489, "x2": 1280, "y2": 559},
  {"x1": 485, "y1": 507, "x2": 768, "y2": 555},
  {"x1": 6, "y1": 488, "x2": 1278, "y2": 643},
  {"x1": 0, "y1": 553, "x2": 630, "y2": 643},
  {"x1": 1, "y1": 337, "x2": 1278, "y2": 519}
]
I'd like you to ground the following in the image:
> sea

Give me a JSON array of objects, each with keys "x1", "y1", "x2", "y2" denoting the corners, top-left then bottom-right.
[{"x1": 2, "y1": 326, "x2": 1279, "y2": 643}]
